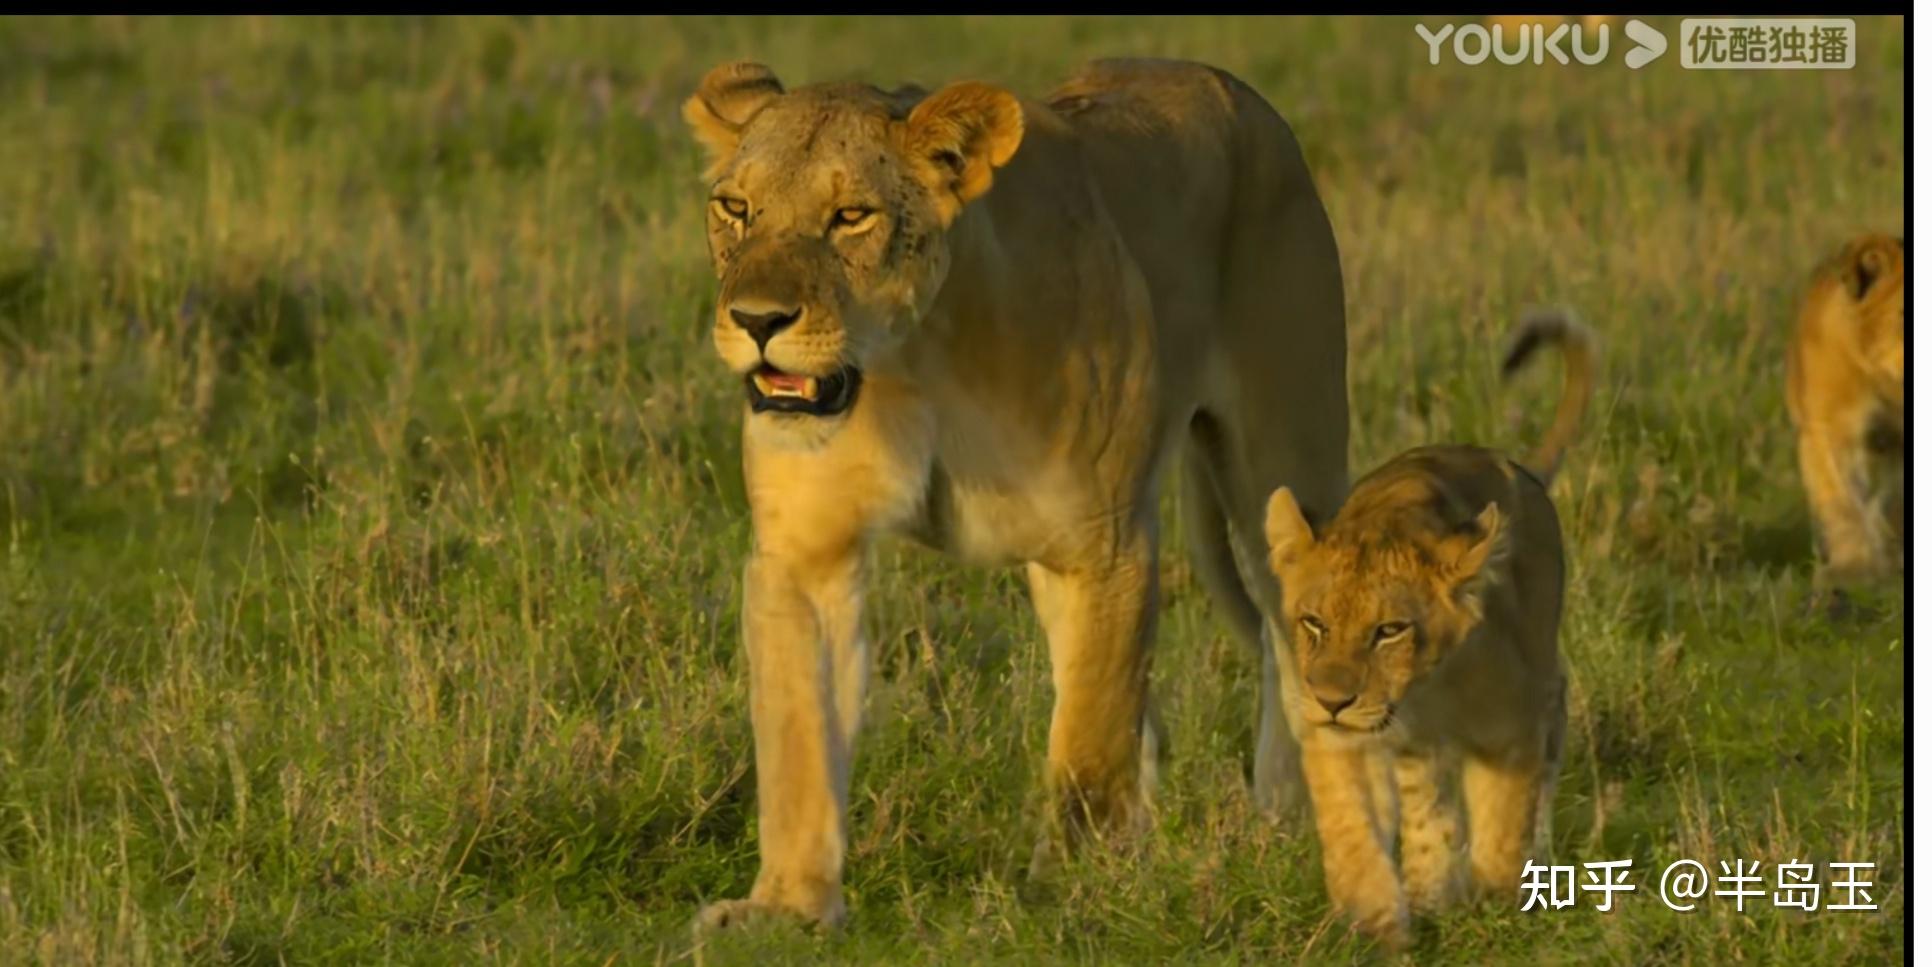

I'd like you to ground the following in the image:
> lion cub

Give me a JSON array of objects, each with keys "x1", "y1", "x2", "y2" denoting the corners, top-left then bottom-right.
[
  {"x1": 1264, "y1": 309, "x2": 1595, "y2": 947},
  {"x1": 1785, "y1": 234, "x2": 1905, "y2": 605}
]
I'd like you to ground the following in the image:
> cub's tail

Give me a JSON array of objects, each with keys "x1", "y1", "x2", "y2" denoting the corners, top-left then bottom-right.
[{"x1": 1501, "y1": 307, "x2": 1599, "y2": 482}]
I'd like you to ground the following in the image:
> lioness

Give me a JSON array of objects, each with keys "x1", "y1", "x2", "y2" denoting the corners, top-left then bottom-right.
[
  {"x1": 1263, "y1": 309, "x2": 1594, "y2": 947},
  {"x1": 682, "y1": 59, "x2": 1349, "y2": 928},
  {"x1": 1785, "y1": 233, "x2": 1905, "y2": 605}
]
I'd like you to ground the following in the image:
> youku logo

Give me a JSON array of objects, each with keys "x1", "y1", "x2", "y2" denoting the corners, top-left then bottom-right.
[{"x1": 1417, "y1": 18, "x2": 1669, "y2": 69}]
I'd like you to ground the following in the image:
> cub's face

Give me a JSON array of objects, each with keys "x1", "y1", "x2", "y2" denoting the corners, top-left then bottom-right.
[
  {"x1": 682, "y1": 63, "x2": 1023, "y2": 424},
  {"x1": 1280, "y1": 565, "x2": 1438, "y2": 734},
  {"x1": 1264, "y1": 487, "x2": 1506, "y2": 734}
]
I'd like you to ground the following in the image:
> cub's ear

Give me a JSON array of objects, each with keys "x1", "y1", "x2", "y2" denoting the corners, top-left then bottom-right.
[
  {"x1": 1265, "y1": 486, "x2": 1316, "y2": 569},
  {"x1": 1843, "y1": 235, "x2": 1901, "y2": 300},
  {"x1": 683, "y1": 61, "x2": 785, "y2": 170},
  {"x1": 1441, "y1": 502, "x2": 1510, "y2": 608},
  {"x1": 900, "y1": 81, "x2": 1024, "y2": 220}
]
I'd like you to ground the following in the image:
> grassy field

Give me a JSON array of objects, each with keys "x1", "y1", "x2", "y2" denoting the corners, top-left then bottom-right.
[{"x1": 0, "y1": 15, "x2": 1905, "y2": 964}]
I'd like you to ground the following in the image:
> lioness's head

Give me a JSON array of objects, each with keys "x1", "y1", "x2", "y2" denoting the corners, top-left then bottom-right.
[
  {"x1": 1264, "y1": 485, "x2": 1508, "y2": 734},
  {"x1": 683, "y1": 62, "x2": 1024, "y2": 421},
  {"x1": 1836, "y1": 233, "x2": 1905, "y2": 388}
]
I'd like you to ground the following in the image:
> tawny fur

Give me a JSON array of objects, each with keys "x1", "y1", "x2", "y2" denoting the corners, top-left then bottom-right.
[
  {"x1": 683, "y1": 59, "x2": 1350, "y2": 930},
  {"x1": 1263, "y1": 310, "x2": 1594, "y2": 949},
  {"x1": 1784, "y1": 233, "x2": 1905, "y2": 600}
]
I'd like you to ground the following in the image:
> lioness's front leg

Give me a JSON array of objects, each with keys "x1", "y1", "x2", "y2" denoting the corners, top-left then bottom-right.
[
  {"x1": 699, "y1": 543, "x2": 868, "y2": 930},
  {"x1": 1025, "y1": 525, "x2": 1158, "y2": 868}
]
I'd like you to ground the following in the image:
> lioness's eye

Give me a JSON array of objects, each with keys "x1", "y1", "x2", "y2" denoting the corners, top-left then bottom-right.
[
  {"x1": 1299, "y1": 615, "x2": 1326, "y2": 638},
  {"x1": 831, "y1": 206, "x2": 873, "y2": 229},
  {"x1": 1373, "y1": 621, "x2": 1411, "y2": 642},
  {"x1": 712, "y1": 197, "x2": 748, "y2": 221}
]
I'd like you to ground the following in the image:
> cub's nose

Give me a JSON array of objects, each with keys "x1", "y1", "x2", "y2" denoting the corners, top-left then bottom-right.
[
  {"x1": 1317, "y1": 694, "x2": 1357, "y2": 717},
  {"x1": 728, "y1": 303, "x2": 802, "y2": 350}
]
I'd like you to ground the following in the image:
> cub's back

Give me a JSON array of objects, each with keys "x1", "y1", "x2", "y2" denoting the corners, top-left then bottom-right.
[{"x1": 1343, "y1": 445, "x2": 1566, "y2": 672}]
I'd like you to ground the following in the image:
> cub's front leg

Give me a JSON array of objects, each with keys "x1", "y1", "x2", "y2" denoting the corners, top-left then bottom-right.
[
  {"x1": 1393, "y1": 747, "x2": 1468, "y2": 913},
  {"x1": 1302, "y1": 734, "x2": 1409, "y2": 949}
]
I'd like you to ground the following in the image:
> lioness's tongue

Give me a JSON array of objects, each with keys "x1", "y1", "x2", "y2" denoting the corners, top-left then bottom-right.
[{"x1": 765, "y1": 372, "x2": 811, "y2": 396}]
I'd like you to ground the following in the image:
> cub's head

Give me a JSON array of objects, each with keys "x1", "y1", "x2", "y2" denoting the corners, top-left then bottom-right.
[
  {"x1": 682, "y1": 62, "x2": 1024, "y2": 422},
  {"x1": 1834, "y1": 233, "x2": 1905, "y2": 388},
  {"x1": 1263, "y1": 485, "x2": 1509, "y2": 734}
]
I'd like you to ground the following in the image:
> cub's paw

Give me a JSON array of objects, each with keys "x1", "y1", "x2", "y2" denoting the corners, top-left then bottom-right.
[
  {"x1": 1807, "y1": 585, "x2": 1893, "y2": 623},
  {"x1": 1329, "y1": 891, "x2": 1412, "y2": 953},
  {"x1": 1403, "y1": 865, "x2": 1469, "y2": 915},
  {"x1": 1346, "y1": 907, "x2": 1414, "y2": 954},
  {"x1": 1806, "y1": 587, "x2": 1853, "y2": 621}
]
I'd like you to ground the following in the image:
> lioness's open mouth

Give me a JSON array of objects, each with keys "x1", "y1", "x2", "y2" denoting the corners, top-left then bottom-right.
[{"x1": 746, "y1": 363, "x2": 862, "y2": 416}]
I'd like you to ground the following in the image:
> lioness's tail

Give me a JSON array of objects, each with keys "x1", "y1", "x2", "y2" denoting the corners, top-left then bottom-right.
[{"x1": 1501, "y1": 307, "x2": 1598, "y2": 482}]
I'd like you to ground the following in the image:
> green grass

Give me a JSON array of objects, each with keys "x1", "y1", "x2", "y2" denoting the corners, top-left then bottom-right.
[{"x1": 0, "y1": 14, "x2": 1904, "y2": 964}]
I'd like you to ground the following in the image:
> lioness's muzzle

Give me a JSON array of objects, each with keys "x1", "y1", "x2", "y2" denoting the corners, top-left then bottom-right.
[{"x1": 746, "y1": 364, "x2": 863, "y2": 416}]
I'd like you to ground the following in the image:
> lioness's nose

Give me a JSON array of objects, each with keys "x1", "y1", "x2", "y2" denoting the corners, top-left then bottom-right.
[
  {"x1": 1317, "y1": 694, "x2": 1357, "y2": 717},
  {"x1": 728, "y1": 303, "x2": 802, "y2": 350}
]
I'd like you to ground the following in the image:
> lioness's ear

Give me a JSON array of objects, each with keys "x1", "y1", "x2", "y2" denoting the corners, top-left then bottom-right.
[
  {"x1": 1265, "y1": 486, "x2": 1315, "y2": 568},
  {"x1": 683, "y1": 61, "x2": 785, "y2": 169},
  {"x1": 1443, "y1": 502, "x2": 1510, "y2": 594},
  {"x1": 901, "y1": 81, "x2": 1024, "y2": 219}
]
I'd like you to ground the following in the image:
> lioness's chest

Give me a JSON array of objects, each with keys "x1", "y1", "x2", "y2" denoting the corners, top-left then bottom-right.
[{"x1": 902, "y1": 462, "x2": 1076, "y2": 568}]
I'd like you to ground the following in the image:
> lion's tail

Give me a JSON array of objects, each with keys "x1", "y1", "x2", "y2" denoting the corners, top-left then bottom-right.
[{"x1": 1501, "y1": 307, "x2": 1598, "y2": 483}]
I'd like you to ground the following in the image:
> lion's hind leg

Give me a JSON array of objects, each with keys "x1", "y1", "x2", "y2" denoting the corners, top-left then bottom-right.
[
  {"x1": 1797, "y1": 419, "x2": 1891, "y2": 596},
  {"x1": 1181, "y1": 441, "x2": 1307, "y2": 818},
  {"x1": 1534, "y1": 675, "x2": 1567, "y2": 861}
]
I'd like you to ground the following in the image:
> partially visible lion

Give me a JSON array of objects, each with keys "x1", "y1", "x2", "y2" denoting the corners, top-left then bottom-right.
[
  {"x1": 1785, "y1": 233, "x2": 1906, "y2": 605},
  {"x1": 682, "y1": 58, "x2": 1350, "y2": 929},
  {"x1": 1263, "y1": 309, "x2": 1594, "y2": 948}
]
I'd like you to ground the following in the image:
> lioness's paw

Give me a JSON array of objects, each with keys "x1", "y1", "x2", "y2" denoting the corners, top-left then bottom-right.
[
  {"x1": 1027, "y1": 834, "x2": 1065, "y2": 882},
  {"x1": 693, "y1": 895, "x2": 843, "y2": 935},
  {"x1": 1250, "y1": 779, "x2": 1312, "y2": 826},
  {"x1": 693, "y1": 898, "x2": 778, "y2": 933}
]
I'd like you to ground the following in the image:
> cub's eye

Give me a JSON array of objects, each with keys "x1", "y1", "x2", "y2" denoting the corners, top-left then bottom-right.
[
  {"x1": 711, "y1": 197, "x2": 748, "y2": 221},
  {"x1": 830, "y1": 206, "x2": 874, "y2": 229},
  {"x1": 1299, "y1": 615, "x2": 1326, "y2": 638},
  {"x1": 1373, "y1": 621, "x2": 1411, "y2": 643}
]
